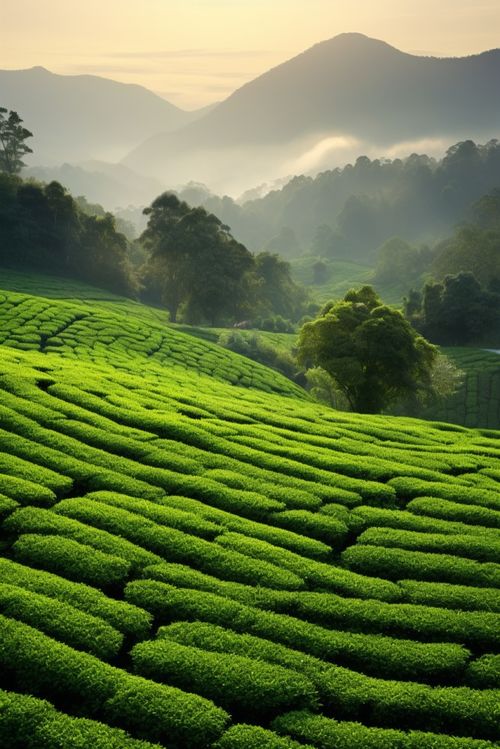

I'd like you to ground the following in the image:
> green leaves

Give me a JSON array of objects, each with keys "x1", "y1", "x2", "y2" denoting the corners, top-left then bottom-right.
[
  {"x1": 298, "y1": 286, "x2": 438, "y2": 413},
  {"x1": 0, "y1": 108, "x2": 33, "y2": 175}
]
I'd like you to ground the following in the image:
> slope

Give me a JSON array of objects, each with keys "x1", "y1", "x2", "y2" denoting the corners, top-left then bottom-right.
[
  {"x1": 0, "y1": 277, "x2": 499, "y2": 748},
  {"x1": 124, "y1": 34, "x2": 500, "y2": 191},
  {"x1": 0, "y1": 66, "x2": 203, "y2": 165}
]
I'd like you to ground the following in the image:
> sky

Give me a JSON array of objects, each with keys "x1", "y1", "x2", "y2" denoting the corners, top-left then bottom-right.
[{"x1": 1, "y1": 0, "x2": 499, "y2": 110}]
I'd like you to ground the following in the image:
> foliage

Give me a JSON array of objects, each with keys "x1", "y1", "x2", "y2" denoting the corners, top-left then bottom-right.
[
  {"x1": 0, "y1": 175, "x2": 137, "y2": 295},
  {"x1": 297, "y1": 286, "x2": 438, "y2": 413},
  {"x1": 251, "y1": 252, "x2": 307, "y2": 322},
  {"x1": 218, "y1": 330, "x2": 297, "y2": 380},
  {"x1": 140, "y1": 192, "x2": 254, "y2": 324},
  {"x1": 131, "y1": 637, "x2": 317, "y2": 719},
  {"x1": 406, "y1": 272, "x2": 500, "y2": 346},
  {"x1": 0, "y1": 108, "x2": 33, "y2": 174},
  {"x1": 0, "y1": 275, "x2": 499, "y2": 747},
  {"x1": 199, "y1": 139, "x2": 500, "y2": 261}
]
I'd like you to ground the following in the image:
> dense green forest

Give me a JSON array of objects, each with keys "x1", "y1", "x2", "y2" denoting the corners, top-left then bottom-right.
[{"x1": 187, "y1": 140, "x2": 500, "y2": 259}]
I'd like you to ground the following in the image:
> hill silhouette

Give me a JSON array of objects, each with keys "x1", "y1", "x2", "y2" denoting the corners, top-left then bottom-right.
[
  {"x1": 125, "y1": 33, "x2": 500, "y2": 193},
  {"x1": 0, "y1": 66, "x2": 205, "y2": 165}
]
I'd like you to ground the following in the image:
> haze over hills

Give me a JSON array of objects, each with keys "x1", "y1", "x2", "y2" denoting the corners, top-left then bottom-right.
[
  {"x1": 125, "y1": 33, "x2": 500, "y2": 194},
  {"x1": 0, "y1": 66, "x2": 207, "y2": 165}
]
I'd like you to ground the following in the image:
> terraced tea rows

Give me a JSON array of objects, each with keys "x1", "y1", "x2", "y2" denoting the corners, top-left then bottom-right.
[
  {"x1": 419, "y1": 348, "x2": 500, "y2": 429},
  {"x1": 0, "y1": 280, "x2": 499, "y2": 748}
]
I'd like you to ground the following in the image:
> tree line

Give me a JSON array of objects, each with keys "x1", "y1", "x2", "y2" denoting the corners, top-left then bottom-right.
[
  {"x1": 0, "y1": 173, "x2": 309, "y2": 326},
  {"x1": 179, "y1": 139, "x2": 500, "y2": 261}
]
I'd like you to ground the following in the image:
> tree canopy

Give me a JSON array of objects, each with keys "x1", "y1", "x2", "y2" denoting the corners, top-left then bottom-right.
[
  {"x1": 0, "y1": 108, "x2": 33, "y2": 175},
  {"x1": 405, "y1": 271, "x2": 500, "y2": 346},
  {"x1": 297, "y1": 286, "x2": 437, "y2": 413},
  {"x1": 0, "y1": 173, "x2": 136, "y2": 296},
  {"x1": 140, "y1": 192, "x2": 255, "y2": 325}
]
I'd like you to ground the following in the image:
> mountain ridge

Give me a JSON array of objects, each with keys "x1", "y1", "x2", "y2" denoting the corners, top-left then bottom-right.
[{"x1": 123, "y1": 33, "x2": 500, "y2": 193}]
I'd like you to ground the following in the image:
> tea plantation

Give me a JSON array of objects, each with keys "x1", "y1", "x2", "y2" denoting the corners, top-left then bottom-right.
[{"x1": 0, "y1": 274, "x2": 499, "y2": 748}]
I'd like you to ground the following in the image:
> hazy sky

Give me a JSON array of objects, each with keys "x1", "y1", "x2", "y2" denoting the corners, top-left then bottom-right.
[{"x1": 1, "y1": 0, "x2": 499, "y2": 109}]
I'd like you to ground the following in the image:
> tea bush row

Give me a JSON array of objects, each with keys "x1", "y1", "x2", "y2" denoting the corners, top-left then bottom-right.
[
  {"x1": 126, "y1": 582, "x2": 469, "y2": 682},
  {"x1": 406, "y1": 498, "x2": 500, "y2": 529},
  {"x1": 0, "y1": 558, "x2": 151, "y2": 638},
  {"x1": 465, "y1": 654, "x2": 500, "y2": 688},
  {"x1": 0, "y1": 583, "x2": 123, "y2": 658},
  {"x1": 357, "y1": 527, "x2": 500, "y2": 564},
  {"x1": 4, "y1": 506, "x2": 162, "y2": 571},
  {"x1": 159, "y1": 495, "x2": 331, "y2": 560},
  {"x1": 388, "y1": 478, "x2": 500, "y2": 511},
  {"x1": 342, "y1": 545, "x2": 500, "y2": 588},
  {"x1": 0, "y1": 615, "x2": 229, "y2": 748},
  {"x1": 272, "y1": 711, "x2": 498, "y2": 749},
  {"x1": 215, "y1": 532, "x2": 401, "y2": 601},
  {"x1": 131, "y1": 637, "x2": 317, "y2": 720},
  {"x1": 84, "y1": 491, "x2": 221, "y2": 540},
  {"x1": 352, "y1": 505, "x2": 499, "y2": 538},
  {"x1": 53, "y1": 499, "x2": 304, "y2": 590},
  {"x1": 160, "y1": 621, "x2": 499, "y2": 739},
  {"x1": 141, "y1": 562, "x2": 499, "y2": 650},
  {"x1": 12, "y1": 534, "x2": 131, "y2": 589},
  {"x1": 399, "y1": 579, "x2": 500, "y2": 613},
  {"x1": 0, "y1": 689, "x2": 163, "y2": 749}
]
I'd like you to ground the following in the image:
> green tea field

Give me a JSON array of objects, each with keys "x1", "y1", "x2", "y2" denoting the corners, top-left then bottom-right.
[{"x1": 0, "y1": 274, "x2": 499, "y2": 749}]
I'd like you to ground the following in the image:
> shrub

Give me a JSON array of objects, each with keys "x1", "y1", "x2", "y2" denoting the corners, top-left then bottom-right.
[
  {"x1": 0, "y1": 583, "x2": 123, "y2": 658},
  {"x1": 0, "y1": 558, "x2": 151, "y2": 638},
  {"x1": 0, "y1": 473, "x2": 56, "y2": 506},
  {"x1": 399, "y1": 579, "x2": 500, "y2": 613},
  {"x1": 141, "y1": 562, "x2": 294, "y2": 611},
  {"x1": 86, "y1": 490, "x2": 220, "y2": 539},
  {"x1": 269, "y1": 510, "x2": 348, "y2": 547},
  {"x1": 161, "y1": 622, "x2": 500, "y2": 739},
  {"x1": 0, "y1": 615, "x2": 228, "y2": 748},
  {"x1": 272, "y1": 710, "x2": 498, "y2": 749},
  {"x1": 54, "y1": 498, "x2": 304, "y2": 590},
  {"x1": 357, "y1": 527, "x2": 500, "y2": 563},
  {"x1": 289, "y1": 589, "x2": 500, "y2": 651},
  {"x1": 4, "y1": 506, "x2": 162, "y2": 571},
  {"x1": 0, "y1": 493, "x2": 18, "y2": 520},
  {"x1": 407, "y1": 497, "x2": 500, "y2": 529},
  {"x1": 388, "y1": 477, "x2": 500, "y2": 511},
  {"x1": 352, "y1": 505, "x2": 499, "y2": 538},
  {"x1": 216, "y1": 532, "x2": 401, "y2": 601},
  {"x1": 131, "y1": 638, "x2": 317, "y2": 719},
  {"x1": 0, "y1": 614, "x2": 120, "y2": 712},
  {"x1": 342, "y1": 544, "x2": 500, "y2": 588},
  {"x1": 214, "y1": 724, "x2": 313, "y2": 749},
  {"x1": 126, "y1": 582, "x2": 469, "y2": 682},
  {"x1": 12, "y1": 534, "x2": 131, "y2": 588},
  {"x1": 102, "y1": 676, "x2": 229, "y2": 749},
  {"x1": 0, "y1": 689, "x2": 163, "y2": 749},
  {"x1": 0, "y1": 452, "x2": 73, "y2": 496},
  {"x1": 465, "y1": 655, "x2": 500, "y2": 688},
  {"x1": 160, "y1": 494, "x2": 331, "y2": 560}
]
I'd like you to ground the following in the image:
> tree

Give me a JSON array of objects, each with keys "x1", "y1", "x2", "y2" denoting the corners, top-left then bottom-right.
[
  {"x1": 297, "y1": 286, "x2": 437, "y2": 414},
  {"x1": 252, "y1": 252, "x2": 307, "y2": 321},
  {"x1": 0, "y1": 108, "x2": 33, "y2": 174},
  {"x1": 410, "y1": 272, "x2": 500, "y2": 346},
  {"x1": 141, "y1": 193, "x2": 254, "y2": 324}
]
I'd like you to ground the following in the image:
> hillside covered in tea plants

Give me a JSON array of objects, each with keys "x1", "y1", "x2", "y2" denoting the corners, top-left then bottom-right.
[{"x1": 0, "y1": 274, "x2": 499, "y2": 749}]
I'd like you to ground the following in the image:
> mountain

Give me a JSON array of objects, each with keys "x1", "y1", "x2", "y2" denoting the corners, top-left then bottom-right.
[
  {"x1": 124, "y1": 33, "x2": 500, "y2": 193},
  {"x1": 23, "y1": 162, "x2": 164, "y2": 212},
  {"x1": 0, "y1": 66, "x2": 206, "y2": 165}
]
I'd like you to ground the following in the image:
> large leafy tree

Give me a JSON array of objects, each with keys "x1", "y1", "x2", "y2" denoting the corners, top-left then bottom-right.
[
  {"x1": 141, "y1": 193, "x2": 254, "y2": 324},
  {"x1": 0, "y1": 108, "x2": 33, "y2": 174},
  {"x1": 297, "y1": 286, "x2": 437, "y2": 413}
]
